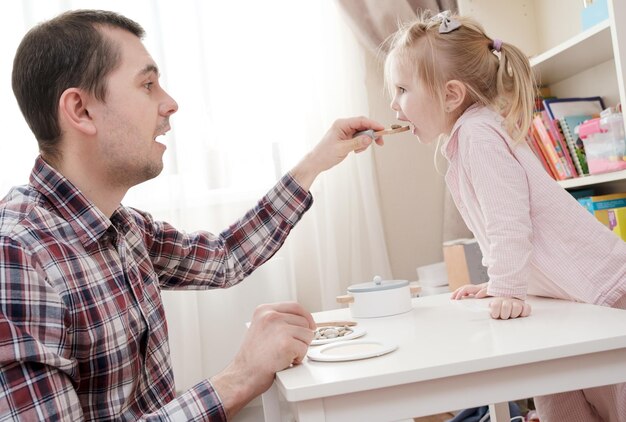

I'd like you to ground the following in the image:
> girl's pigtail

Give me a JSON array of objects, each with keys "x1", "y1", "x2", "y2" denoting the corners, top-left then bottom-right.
[{"x1": 495, "y1": 42, "x2": 537, "y2": 142}]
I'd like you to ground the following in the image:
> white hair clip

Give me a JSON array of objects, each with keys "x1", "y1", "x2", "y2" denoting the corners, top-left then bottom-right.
[{"x1": 432, "y1": 11, "x2": 461, "y2": 34}]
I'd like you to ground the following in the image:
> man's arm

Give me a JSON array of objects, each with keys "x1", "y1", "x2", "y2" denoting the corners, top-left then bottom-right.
[
  {"x1": 0, "y1": 238, "x2": 84, "y2": 421},
  {"x1": 140, "y1": 116, "x2": 385, "y2": 290},
  {"x1": 137, "y1": 302, "x2": 315, "y2": 421}
]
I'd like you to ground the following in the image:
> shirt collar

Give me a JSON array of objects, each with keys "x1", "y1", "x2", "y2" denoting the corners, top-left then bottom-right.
[
  {"x1": 442, "y1": 103, "x2": 490, "y2": 160},
  {"x1": 29, "y1": 156, "x2": 113, "y2": 249}
]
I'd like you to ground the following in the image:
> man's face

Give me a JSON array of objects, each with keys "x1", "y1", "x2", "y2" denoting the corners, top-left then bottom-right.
[{"x1": 87, "y1": 27, "x2": 178, "y2": 189}]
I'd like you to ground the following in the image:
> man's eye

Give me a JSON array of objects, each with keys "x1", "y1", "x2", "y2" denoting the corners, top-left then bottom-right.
[{"x1": 144, "y1": 82, "x2": 154, "y2": 91}]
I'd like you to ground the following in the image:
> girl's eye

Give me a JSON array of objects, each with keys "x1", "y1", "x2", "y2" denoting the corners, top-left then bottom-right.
[
  {"x1": 144, "y1": 82, "x2": 154, "y2": 91},
  {"x1": 397, "y1": 87, "x2": 406, "y2": 94}
]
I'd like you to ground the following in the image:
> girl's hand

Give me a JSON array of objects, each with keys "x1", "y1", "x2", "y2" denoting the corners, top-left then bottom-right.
[
  {"x1": 488, "y1": 297, "x2": 532, "y2": 320},
  {"x1": 450, "y1": 282, "x2": 488, "y2": 300}
]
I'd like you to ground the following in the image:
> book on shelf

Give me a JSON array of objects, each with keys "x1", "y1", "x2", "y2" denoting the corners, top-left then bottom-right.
[
  {"x1": 543, "y1": 96, "x2": 605, "y2": 121},
  {"x1": 526, "y1": 131, "x2": 557, "y2": 179},
  {"x1": 539, "y1": 110, "x2": 578, "y2": 177},
  {"x1": 529, "y1": 126, "x2": 559, "y2": 179},
  {"x1": 554, "y1": 119, "x2": 585, "y2": 176},
  {"x1": 531, "y1": 114, "x2": 571, "y2": 180},
  {"x1": 600, "y1": 208, "x2": 626, "y2": 242},
  {"x1": 560, "y1": 115, "x2": 593, "y2": 176},
  {"x1": 578, "y1": 192, "x2": 626, "y2": 215},
  {"x1": 578, "y1": 193, "x2": 626, "y2": 241}
]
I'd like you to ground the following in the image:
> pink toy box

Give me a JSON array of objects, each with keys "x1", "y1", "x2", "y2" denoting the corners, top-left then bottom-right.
[{"x1": 577, "y1": 108, "x2": 626, "y2": 174}]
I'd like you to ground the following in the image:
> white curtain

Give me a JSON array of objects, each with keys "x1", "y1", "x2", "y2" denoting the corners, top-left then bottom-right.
[{"x1": 0, "y1": 0, "x2": 392, "y2": 393}]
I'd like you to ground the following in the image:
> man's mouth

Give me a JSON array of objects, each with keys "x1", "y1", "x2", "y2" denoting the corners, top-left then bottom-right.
[{"x1": 154, "y1": 124, "x2": 171, "y2": 141}]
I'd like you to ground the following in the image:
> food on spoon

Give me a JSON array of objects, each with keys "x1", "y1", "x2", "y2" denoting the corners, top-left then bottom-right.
[
  {"x1": 375, "y1": 125, "x2": 410, "y2": 136},
  {"x1": 353, "y1": 124, "x2": 410, "y2": 139}
]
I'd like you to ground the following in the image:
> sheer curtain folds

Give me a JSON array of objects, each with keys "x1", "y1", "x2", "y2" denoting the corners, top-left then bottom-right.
[{"x1": 0, "y1": 0, "x2": 392, "y2": 392}]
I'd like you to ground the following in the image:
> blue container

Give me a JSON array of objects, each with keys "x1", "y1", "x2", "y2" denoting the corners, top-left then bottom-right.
[{"x1": 581, "y1": 0, "x2": 609, "y2": 30}]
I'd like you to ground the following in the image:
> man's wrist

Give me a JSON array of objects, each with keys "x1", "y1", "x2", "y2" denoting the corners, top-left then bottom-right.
[
  {"x1": 210, "y1": 363, "x2": 256, "y2": 419},
  {"x1": 289, "y1": 153, "x2": 321, "y2": 191}
]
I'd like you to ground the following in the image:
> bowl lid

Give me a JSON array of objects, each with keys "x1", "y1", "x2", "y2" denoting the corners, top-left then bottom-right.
[{"x1": 348, "y1": 276, "x2": 409, "y2": 293}]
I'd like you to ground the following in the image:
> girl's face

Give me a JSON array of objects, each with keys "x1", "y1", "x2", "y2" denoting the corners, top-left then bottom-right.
[{"x1": 388, "y1": 57, "x2": 447, "y2": 144}]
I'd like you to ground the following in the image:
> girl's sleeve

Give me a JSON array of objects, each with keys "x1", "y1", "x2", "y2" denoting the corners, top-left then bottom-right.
[{"x1": 463, "y1": 129, "x2": 533, "y2": 299}]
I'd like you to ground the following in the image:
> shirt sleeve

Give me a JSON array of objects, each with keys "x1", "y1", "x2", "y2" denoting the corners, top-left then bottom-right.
[
  {"x1": 462, "y1": 127, "x2": 534, "y2": 299},
  {"x1": 0, "y1": 237, "x2": 85, "y2": 421},
  {"x1": 135, "y1": 172, "x2": 313, "y2": 290},
  {"x1": 139, "y1": 380, "x2": 226, "y2": 421}
]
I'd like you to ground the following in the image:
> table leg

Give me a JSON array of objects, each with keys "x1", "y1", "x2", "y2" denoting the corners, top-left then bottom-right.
[
  {"x1": 294, "y1": 399, "x2": 326, "y2": 422},
  {"x1": 489, "y1": 402, "x2": 511, "y2": 422},
  {"x1": 261, "y1": 382, "x2": 282, "y2": 421}
]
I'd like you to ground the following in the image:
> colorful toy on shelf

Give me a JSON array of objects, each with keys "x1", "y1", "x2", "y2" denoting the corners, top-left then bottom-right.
[{"x1": 577, "y1": 107, "x2": 626, "y2": 174}]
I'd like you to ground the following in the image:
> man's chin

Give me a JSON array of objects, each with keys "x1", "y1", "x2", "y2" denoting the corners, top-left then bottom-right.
[
  {"x1": 131, "y1": 161, "x2": 164, "y2": 187},
  {"x1": 145, "y1": 161, "x2": 164, "y2": 181}
]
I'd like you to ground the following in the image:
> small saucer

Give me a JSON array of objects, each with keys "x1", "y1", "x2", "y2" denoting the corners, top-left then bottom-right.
[{"x1": 307, "y1": 339, "x2": 398, "y2": 362}]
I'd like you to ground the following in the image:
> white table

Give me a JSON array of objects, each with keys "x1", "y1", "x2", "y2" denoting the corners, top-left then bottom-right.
[{"x1": 261, "y1": 294, "x2": 626, "y2": 421}]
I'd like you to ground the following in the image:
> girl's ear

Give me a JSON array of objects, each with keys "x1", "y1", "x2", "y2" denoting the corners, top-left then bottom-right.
[
  {"x1": 444, "y1": 80, "x2": 467, "y2": 113},
  {"x1": 58, "y1": 88, "x2": 97, "y2": 136}
]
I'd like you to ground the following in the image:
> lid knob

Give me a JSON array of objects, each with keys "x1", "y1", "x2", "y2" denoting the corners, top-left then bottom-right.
[{"x1": 373, "y1": 275, "x2": 383, "y2": 285}]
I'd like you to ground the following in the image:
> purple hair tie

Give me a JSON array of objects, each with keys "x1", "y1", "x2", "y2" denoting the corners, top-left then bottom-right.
[{"x1": 492, "y1": 39, "x2": 503, "y2": 52}]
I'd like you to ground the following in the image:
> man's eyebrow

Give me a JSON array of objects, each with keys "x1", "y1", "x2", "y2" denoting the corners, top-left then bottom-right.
[{"x1": 138, "y1": 64, "x2": 160, "y2": 77}]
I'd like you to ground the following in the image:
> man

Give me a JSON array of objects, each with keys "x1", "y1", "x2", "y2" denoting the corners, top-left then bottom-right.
[{"x1": 0, "y1": 9, "x2": 383, "y2": 421}]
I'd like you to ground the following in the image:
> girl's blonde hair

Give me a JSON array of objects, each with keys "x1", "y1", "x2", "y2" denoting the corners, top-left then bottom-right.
[{"x1": 384, "y1": 11, "x2": 536, "y2": 141}]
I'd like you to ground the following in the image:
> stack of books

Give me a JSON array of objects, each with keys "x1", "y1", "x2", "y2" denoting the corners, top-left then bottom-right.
[
  {"x1": 578, "y1": 192, "x2": 626, "y2": 241},
  {"x1": 527, "y1": 96, "x2": 606, "y2": 180}
]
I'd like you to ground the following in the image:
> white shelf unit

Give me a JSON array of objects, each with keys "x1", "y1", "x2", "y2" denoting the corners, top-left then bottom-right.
[
  {"x1": 530, "y1": 20, "x2": 612, "y2": 86},
  {"x1": 559, "y1": 169, "x2": 626, "y2": 190},
  {"x1": 459, "y1": 0, "x2": 626, "y2": 194}
]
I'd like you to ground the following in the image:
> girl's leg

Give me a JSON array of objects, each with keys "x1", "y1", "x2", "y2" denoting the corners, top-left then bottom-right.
[
  {"x1": 534, "y1": 390, "x2": 601, "y2": 422},
  {"x1": 581, "y1": 293, "x2": 626, "y2": 422},
  {"x1": 535, "y1": 294, "x2": 626, "y2": 422},
  {"x1": 582, "y1": 382, "x2": 626, "y2": 422}
]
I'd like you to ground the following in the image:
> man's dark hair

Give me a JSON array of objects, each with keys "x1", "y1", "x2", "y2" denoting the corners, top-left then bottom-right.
[{"x1": 11, "y1": 10, "x2": 145, "y2": 162}]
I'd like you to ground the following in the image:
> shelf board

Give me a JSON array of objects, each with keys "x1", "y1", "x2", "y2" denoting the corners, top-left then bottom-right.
[
  {"x1": 558, "y1": 169, "x2": 626, "y2": 189},
  {"x1": 530, "y1": 20, "x2": 612, "y2": 85}
]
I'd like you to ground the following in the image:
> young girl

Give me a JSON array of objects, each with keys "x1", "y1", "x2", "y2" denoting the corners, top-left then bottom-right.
[{"x1": 384, "y1": 10, "x2": 626, "y2": 422}]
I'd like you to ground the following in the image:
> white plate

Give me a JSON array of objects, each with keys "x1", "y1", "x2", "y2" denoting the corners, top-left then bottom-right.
[
  {"x1": 311, "y1": 326, "x2": 366, "y2": 346},
  {"x1": 307, "y1": 339, "x2": 398, "y2": 362}
]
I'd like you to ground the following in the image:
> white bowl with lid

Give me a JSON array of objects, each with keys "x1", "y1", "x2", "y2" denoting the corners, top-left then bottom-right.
[{"x1": 336, "y1": 276, "x2": 420, "y2": 318}]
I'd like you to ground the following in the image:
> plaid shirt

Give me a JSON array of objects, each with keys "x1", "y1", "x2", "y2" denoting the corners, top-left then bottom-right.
[{"x1": 0, "y1": 156, "x2": 312, "y2": 421}]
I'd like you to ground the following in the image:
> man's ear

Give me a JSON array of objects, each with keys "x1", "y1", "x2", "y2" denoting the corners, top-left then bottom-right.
[
  {"x1": 58, "y1": 88, "x2": 97, "y2": 136},
  {"x1": 444, "y1": 80, "x2": 467, "y2": 113}
]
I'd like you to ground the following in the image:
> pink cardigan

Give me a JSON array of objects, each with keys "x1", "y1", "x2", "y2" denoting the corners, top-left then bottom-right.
[{"x1": 443, "y1": 104, "x2": 626, "y2": 306}]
